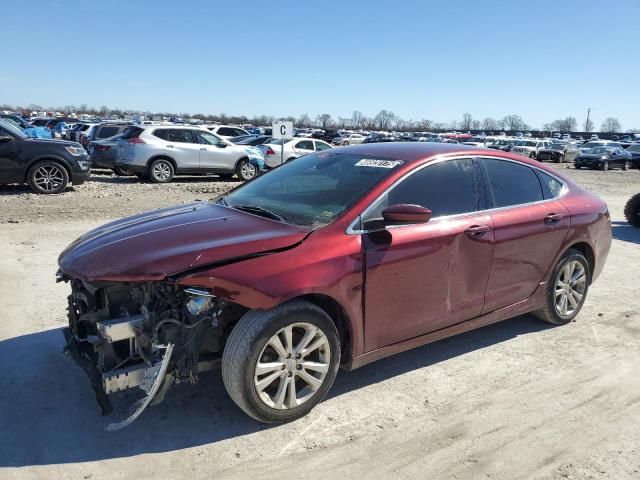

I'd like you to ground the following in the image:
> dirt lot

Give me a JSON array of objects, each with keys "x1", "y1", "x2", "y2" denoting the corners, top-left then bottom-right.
[{"x1": 1, "y1": 167, "x2": 640, "y2": 480}]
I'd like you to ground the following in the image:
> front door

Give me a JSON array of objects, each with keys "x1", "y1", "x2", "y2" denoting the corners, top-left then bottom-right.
[
  {"x1": 195, "y1": 130, "x2": 232, "y2": 171},
  {"x1": 362, "y1": 158, "x2": 495, "y2": 352},
  {"x1": 0, "y1": 128, "x2": 20, "y2": 183}
]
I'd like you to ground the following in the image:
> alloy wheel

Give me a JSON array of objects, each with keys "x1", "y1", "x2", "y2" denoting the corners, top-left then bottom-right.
[
  {"x1": 152, "y1": 162, "x2": 172, "y2": 181},
  {"x1": 554, "y1": 260, "x2": 587, "y2": 317},
  {"x1": 34, "y1": 165, "x2": 65, "y2": 192},
  {"x1": 241, "y1": 162, "x2": 257, "y2": 180},
  {"x1": 253, "y1": 322, "x2": 331, "y2": 410}
]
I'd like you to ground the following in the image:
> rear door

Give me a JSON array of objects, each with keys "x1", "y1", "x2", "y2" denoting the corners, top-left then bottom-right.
[
  {"x1": 479, "y1": 158, "x2": 570, "y2": 313},
  {"x1": 154, "y1": 129, "x2": 200, "y2": 170},
  {"x1": 0, "y1": 127, "x2": 21, "y2": 182},
  {"x1": 292, "y1": 140, "x2": 315, "y2": 158}
]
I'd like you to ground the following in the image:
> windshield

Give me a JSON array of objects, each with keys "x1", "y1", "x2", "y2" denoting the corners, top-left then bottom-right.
[
  {"x1": 223, "y1": 152, "x2": 403, "y2": 227},
  {"x1": 0, "y1": 119, "x2": 28, "y2": 139},
  {"x1": 549, "y1": 143, "x2": 566, "y2": 149},
  {"x1": 581, "y1": 142, "x2": 603, "y2": 149},
  {"x1": 589, "y1": 147, "x2": 613, "y2": 154},
  {"x1": 495, "y1": 140, "x2": 511, "y2": 145}
]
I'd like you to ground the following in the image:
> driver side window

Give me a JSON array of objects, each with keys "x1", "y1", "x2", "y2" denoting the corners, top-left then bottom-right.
[
  {"x1": 195, "y1": 130, "x2": 224, "y2": 146},
  {"x1": 362, "y1": 158, "x2": 480, "y2": 226}
]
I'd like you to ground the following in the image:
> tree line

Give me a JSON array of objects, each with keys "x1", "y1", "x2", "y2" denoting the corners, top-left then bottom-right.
[{"x1": 1, "y1": 103, "x2": 635, "y2": 134}]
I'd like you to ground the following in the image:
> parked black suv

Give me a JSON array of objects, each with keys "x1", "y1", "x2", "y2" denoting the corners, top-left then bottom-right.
[{"x1": 0, "y1": 119, "x2": 91, "y2": 194}]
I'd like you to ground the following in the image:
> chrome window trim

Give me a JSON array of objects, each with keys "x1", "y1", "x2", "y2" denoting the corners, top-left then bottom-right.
[{"x1": 345, "y1": 154, "x2": 569, "y2": 235}]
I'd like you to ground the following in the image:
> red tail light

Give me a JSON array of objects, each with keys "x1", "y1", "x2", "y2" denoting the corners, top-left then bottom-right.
[
  {"x1": 95, "y1": 144, "x2": 110, "y2": 151},
  {"x1": 265, "y1": 147, "x2": 275, "y2": 155},
  {"x1": 127, "y1": 137, "x2": 146, "y2": 145}
]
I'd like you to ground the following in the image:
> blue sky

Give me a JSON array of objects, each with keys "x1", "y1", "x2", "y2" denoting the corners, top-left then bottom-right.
[{"x1": 2, "y1": 0, "x2": 639, "y2": 129}]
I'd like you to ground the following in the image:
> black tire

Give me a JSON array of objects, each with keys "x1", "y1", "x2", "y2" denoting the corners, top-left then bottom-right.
[
  {"x1": 222, "y1": 300, "x2": 341, "y2": 423},
  {"x1": 530, "y1": 152, "x2": 537, "y2": 159},
  {"x1": 342, "y1": 141, "x2": 349, "y2": 146},
  {"x1": 113, "y1": 166, "x2": 133, "y2": 176},
  {"x1": 574, "y1": 164, "x2": 581, "y2": 169},
  {"x1": 602, "y1": 161, "x2": 609, "y2": 171},
  {"x1": 624, "y1": 193, "x2": 640, "y2": 227},
  {"x1": 148, "y1": 158, "x2": 174, "y2": 183},
  {"x1": 533, "y1": 249, "x2": 591, "y2": 325},
  {"x1": 623, "y1": 161, "x2": 630, "y2": 171},
  {"x1": 27, "y1": 160, "x2": 69, "y2": 194},
  {"x1": 555, "y1": 155, "x2": 564, "y2": 164},
  {"x1": 236, "y1": 158, "x2": 258, "y2": 181},
  {"x1": 218, "y1": 173, "x2": 235, "y2": 181}
]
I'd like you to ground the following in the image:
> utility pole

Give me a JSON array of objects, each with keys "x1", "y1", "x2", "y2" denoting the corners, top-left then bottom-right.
[{"x1": 585, "y1": 107, "x2": 591, "y2": 132}]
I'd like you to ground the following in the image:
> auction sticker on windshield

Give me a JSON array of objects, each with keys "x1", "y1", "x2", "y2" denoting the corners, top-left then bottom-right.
[{"x1": 355, "y1": 159, "x2": 403, "y2": 168}]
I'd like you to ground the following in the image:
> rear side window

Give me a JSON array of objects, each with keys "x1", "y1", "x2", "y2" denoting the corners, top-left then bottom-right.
[
  {"x1": 121, "y1": 126, "x2": 143, "y2": 139},
  {"x1": 96, "y1": 126, "x2": 120, "y2": 139},
  {"x1": 153, "y1": 129, "x2": 195, "y2": 143},
  {"x1": 535, "y1": 170, "x2": 563, "y2": 199},
  {"x1": 295, "y1": 140, "x2": 314, "y2": 150},
  {"x1": 364, "y1": 158, "x2": 479, "y2": 221},
  {"x1": 482, "y1": 158, "x2": 543, "y2": 207},
  {"x1": 315, "y1": 141, "x2": 331, "y2": 151},
  {"x1": 217, "y1": 127, "x2": 235, "y2": 136}
]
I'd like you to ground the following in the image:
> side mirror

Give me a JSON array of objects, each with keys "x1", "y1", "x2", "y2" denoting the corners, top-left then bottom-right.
[
  {"x1": 0, "y1": 135, "x2": 13, "y2": 143},
  {"x1": 382, "y1": 204, "x2": 432, "y2": 226},
  {"x1": 216, "y1": 142, "x2": 228, "y2": 148}
]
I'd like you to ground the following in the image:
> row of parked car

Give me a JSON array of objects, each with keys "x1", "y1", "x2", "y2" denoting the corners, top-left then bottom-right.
[{"x1": 1, "y1": 114, "x2": 639, "y2": 194}]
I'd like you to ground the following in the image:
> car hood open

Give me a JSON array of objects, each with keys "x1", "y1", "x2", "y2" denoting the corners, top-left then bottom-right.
[{"x1": 58, "y1": 202, "x2": 310, "y2": 282}]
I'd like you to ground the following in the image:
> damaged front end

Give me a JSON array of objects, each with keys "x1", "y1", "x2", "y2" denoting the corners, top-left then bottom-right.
[{"x1": 59, "y1": 272, "x2": 247, "y2": 430}]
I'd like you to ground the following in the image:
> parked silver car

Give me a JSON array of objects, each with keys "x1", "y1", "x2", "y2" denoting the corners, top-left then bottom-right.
[{"x1": 116, "y1": 125, "x2": 265, "y2": 182}]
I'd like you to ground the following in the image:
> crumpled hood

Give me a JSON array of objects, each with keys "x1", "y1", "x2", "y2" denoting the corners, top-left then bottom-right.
[{"x1": 58, "y1": 202, "x2": 310, "y2": 282}]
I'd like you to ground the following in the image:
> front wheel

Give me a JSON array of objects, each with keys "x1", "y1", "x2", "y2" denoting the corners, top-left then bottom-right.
[
  {"x1": 342, "y1": 141, "x2": 349, "y2": 146},
  {"x1": 222, "y1": 300, "x2": 341, "y2": 423},
  {"x1": 236, "y1": 158, "x2": 258, "y2": 181},
  {"x1": 623, "y1": 161, "x2": 630, "y2": 171},
  {"x1": 602, "y1": 161, "x2": 609, "y2": 171},
  {"x1": 533, "y1": 249, "x2": 590, "y2": 325},
  {"x1": 624, "y1": 193, "x2": 640, "y2": 227},
  {"x1": 27, "y1": 161, "x2": 69, "y2": 194},
  {"x1": 530, "y1": 152, "x2": 537, "y2": 159}
]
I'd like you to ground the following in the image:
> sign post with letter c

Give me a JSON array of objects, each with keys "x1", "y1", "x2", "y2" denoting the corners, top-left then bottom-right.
[{"x1": 272, "y1": 120, "x2": 294, "y2": 165}]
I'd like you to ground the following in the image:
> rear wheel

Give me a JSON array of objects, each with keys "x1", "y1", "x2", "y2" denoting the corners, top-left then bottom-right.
[
  {"x1": 529, "y1": 152, "x2": 537, "y2": 159},
  {"x1": 342, "y1": 140, "x2": 349, "y2": 146},
  {"x1": 148, "y1": 158, "x2": 174, "y2": 183},
  {"x1": 27, "y1": 161, "x2": 69, "y2": 194},
  {"x1": 533, "y1": 249, "x2": 590, "y2": 325},
  {"x1": 236, "y1": 158, "x2": 258, "y2": 181},
  {"x1": 222, "y1": 300, "x2": 340, "y2": 423},
  {"x1": 624, "y1": 193, "x2": 640, "y2": 227}
]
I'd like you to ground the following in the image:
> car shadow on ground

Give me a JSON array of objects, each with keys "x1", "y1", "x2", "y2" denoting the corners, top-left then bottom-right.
[
  {"x1": 0, "y1": 314, "x2": 550, "y2": 467},
  {"x1": 0, "y1": 185, "x2": 79, "y2": 196},
  {"x1": 611, "y1": 221, "x2": 640, "y2": 245},
  {"x1": 88, "y1": 173, "x2": 238, "y2": 184}
]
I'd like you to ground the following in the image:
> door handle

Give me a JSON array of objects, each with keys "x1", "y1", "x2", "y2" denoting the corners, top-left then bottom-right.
[
  {"x1": 464, "y1": 225, "x2": 491, "y2": 238},
  {"x1": 166, "y1": 144, "x2": 174, "y2": 148},
  {"x1": 544, "y1": 213, "x2": 564, "y2": 224},
  {"x1": 200, "y1": 147, "x2": 207, "y2": 151}
]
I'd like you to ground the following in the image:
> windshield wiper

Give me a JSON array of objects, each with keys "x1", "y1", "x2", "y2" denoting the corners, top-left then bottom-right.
[{"x1": 231, "y1": 205, "x2": 288, "y2": 223}]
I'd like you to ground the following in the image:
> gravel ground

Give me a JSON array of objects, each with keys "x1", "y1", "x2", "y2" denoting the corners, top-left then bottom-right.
[{"x1": 1, "y1": 164, "x2": 640, "y2": 480}]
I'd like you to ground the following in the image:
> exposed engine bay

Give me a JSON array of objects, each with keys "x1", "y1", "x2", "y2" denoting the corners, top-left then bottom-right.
[{"x1": 59, "y1": 272, "x2": 247, "y2": 430}]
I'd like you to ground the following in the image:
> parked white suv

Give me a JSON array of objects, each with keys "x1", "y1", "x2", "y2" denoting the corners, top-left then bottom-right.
[
  {"x1": 116, "y1": 125, "x2": 264, "y2": 182},
  {"x1": 511, "y1": 139, "x2": 552, "y2": 159}
]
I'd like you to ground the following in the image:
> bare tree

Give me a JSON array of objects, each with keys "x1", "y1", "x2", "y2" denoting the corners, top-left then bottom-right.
[
  {"x1": 374, "y1": 110, "x2": 395, "y2": 130},
  {"x1": 482, "y1": 117, "x2": 500, "y2": 131},
  {"x1": 416, "y1": 118, "x2": 433, "y2": 130},
  {"x1": 297, "y1": 113, "x2": 311, "y2": 127},
  {"x1": 502, "y1": 114, "x2": 526, "y2": 132},
  {"x1": 583, "y1": 117, "x2": 595, "y2": 133},
  {"x1": 461, "y1": 113, "x2": 473, "y2": 130},
  {"x1": 471, "y1": 120, "x2": 482, "y2": 130},
  {"x1": 316, "y1": 114, "x2": 333, "y2": 129},
  {"x1": 601, "y1": 117, "x2": 621, "y2": 133},
  {"x1": 351, "y1": 110, "x2": 364, "y2": 129}
]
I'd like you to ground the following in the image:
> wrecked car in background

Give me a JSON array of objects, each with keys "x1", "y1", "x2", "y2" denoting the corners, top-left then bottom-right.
[{"x1": 58, "y1": 143, "x2": 611, "y2": 429}]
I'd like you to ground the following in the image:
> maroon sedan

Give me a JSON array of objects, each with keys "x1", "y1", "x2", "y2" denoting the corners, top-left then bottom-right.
[{"x1": 58, "y1": 143, "x2": 611, "y2": 428}]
